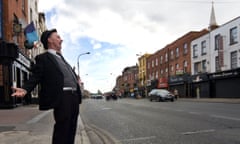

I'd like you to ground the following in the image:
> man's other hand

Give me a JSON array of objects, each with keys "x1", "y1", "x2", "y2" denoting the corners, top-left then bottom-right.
[{"x1": 11, "y1": 87, "x2": 27, "y2": 97}]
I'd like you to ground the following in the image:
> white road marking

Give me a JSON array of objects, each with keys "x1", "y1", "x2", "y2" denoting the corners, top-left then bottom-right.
[
  {"x1": 119, "y1": 136, "x2": 156, "y2": 142},
  {"x1": 181, "y1": 129, "x2": 215, "y2": 135},
  {"x1": 188, "y1": 111, "x2": 201, "y2": 115},
  {"x1": 210, "y1": 115, "x2": 240, "y2": 121},
  {"x1": 26, "y1": 110, "x2": 52, "y2": 124},
  {"x1": 102, "y1": 107, "x2": 112, "y2": 110}
]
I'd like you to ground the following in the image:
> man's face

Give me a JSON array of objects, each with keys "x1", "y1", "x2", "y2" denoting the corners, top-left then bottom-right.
[{"x1": 48, "y1": 32, "x2": 63, "y2": 51}]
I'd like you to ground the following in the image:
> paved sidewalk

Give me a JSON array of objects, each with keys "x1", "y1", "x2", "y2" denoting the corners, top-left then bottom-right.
[{"x1": 0, "y1": 105, "x2": 91, "y2": 144}]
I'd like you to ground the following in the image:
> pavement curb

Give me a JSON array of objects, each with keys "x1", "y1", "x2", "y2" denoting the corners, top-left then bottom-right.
[{"x1": 78, "y1": 114, "x2": 91, "y2": 144}]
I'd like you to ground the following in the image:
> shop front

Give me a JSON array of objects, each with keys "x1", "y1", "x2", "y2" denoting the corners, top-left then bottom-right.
[
  {"x1": 0, "y1": 41, "x2": 33, "y2": 108},
  {"x1": 168, "y1": 75, "x2": 189, "y2": 98},
  {"x1": 190, "y1": 73, "x2": 210, "y2": 98},
  {"x1": 208, "y1": 68, "x2": 240, "y2": 98}
]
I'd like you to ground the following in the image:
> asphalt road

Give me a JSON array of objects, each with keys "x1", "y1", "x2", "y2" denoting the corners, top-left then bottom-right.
[{"x1": 80, "y1": 98, "x2": 240, "y2": 144}]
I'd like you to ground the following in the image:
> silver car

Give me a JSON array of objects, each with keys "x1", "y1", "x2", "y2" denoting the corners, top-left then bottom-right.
[{"x1": 148, "y1": 89, "x2": 175, "y2": 102}]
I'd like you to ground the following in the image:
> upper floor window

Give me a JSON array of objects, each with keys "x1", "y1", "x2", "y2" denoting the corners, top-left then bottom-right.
[
  {"x1": 183, "y1": 60, "x2": 188, "y2": 72},
  {"x1": 170, "y1": 50, "x2": 174, "y2": 60},
  {"x1": 175, "y1": 63, "x2": 179, "y2": 70},
  {"x1": 147, "y1": 62, "x2": 150, "y2": 69},
  {"x1": 155, "y1": 71, "x2": 158, "y2": 79},
  {"x1": 193, "y1": 44, "x2": 198, "y2": 58},
  {"x1": 176, "y1": 47, "x2": 179, "y2": 58},
  {"x1": 155, "y1": 58, "x2": 158, "y2": 66},
  {"x1": 202, "y1": 60, "x2": 207, "y2": 72},
  {"x1": 230, "y1": 27, "x2": 238, "y2": 45},
  {"x1": 231, "y1": 51, "x2": 238, "y2": 69},
  {"x1": 151, "y1": 60, "x2": 154, "y2": 68},
  {"x1": 201, "y1": 40, "x2": 207, "y2": 55},
  {"x1": 215, "y1": 56, "x2": 220, "y2": 72},
  {"x1": 165, "y1": 68, "x2": 168, "y2": 73},
  {"x1": 215, "y1": 34, "x2": 221, "y2": 50},
  {"x1": 22, "y1": 0, "x2": 26, "y2": 11},
  {"x1": 165, "y1": 53, "x2": 168, "y2": 62},
  {"x1": 160, "y1": 69, "x2": 163, "y2": 74},
  {"x1": 183, "y1": 43, "x2": 188, "y2": 54},
  {"x1": 171, "y1": 65, "x2": 174, "y2": 72},
  {"x1": 194, "y1": 62, "x2": 201, "y2": 74},
  {"x1": 160, "y1": 56, "x2": 163, "y2": 64},
  {"x1": 184, "y1": 60, "x2": 187, "y2": 66},
  {"x1": 124, "y1": 75, "x2": 128, "y2": 81}
]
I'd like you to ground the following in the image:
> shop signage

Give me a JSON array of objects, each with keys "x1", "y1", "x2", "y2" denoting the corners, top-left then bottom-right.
[
  {"x1": 157, "y1": 78, "x2": 168, "y2": 88},
  {"x1": 176, "y1": 69, "x2": 183, "y2": 75},
  {"x1": 210, "y1": 71, "x2": 238, "y2": 79},
  {"x1": 169, "y1": 77, "x2": 184, "y2": 83},
  {"x1": 193, "y1": 76, "x2": 202, "y2": 82}
]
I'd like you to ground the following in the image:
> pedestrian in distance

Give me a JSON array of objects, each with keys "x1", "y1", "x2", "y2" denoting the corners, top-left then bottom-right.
[
  {"x1": 174, "y1": 88, "x2": 179, "y2": 99},
  {"x1": 11, "y1": 29, "x2": 82, "y2": 144}
]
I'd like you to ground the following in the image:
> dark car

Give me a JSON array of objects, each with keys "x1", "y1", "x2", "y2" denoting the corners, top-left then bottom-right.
[
  {"x1": 104, "y1": 91, "x2": 118, "y2": 101},
  {"x1": 91, "y1": 94, "x2": 104, "y2": 99},
  {"x1": 148, "y1": 89, "x2": 175, "y2": 102}
]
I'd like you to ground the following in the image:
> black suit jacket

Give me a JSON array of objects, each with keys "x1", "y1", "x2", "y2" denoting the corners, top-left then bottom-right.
[{"x1": 23, "y1": 52, "x2": 82, "y2": 110}]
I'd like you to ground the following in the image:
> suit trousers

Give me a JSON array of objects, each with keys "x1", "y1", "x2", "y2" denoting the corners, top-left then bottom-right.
[{"x1": 52, "y1": 91, "x2": 79, "y2": 144}]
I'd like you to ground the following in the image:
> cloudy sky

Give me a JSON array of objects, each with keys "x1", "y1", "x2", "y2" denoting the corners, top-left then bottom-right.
[{"x1": 38, "y1": 0, "x2": 240, "y2": 93}]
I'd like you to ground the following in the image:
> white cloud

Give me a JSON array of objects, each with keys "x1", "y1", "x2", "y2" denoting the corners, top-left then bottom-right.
[{"x1": 39, "y1": 0, "x2": 240, "y2": 92}]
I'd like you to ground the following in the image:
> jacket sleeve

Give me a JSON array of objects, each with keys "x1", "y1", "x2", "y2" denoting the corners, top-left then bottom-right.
[{"x1": 22, "y1": 55, "x2": 44, "y2": 93}]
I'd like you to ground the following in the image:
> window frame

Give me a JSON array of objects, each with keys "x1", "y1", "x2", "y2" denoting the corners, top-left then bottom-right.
[
  {"x1": 193, "y1": 44, "x2": 198, "y2": 58},
  {"x1": 201, "y1": 40, "x2": 207, "y2": 55},
  {"x1": 230, "y1": 26, "x2": 238, "y2": 45},
  {"x1": 231, "y1": 51, "x2": 238, "y2": 69}
]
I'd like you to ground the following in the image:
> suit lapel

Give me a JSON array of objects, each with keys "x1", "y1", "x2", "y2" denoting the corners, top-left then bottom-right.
[{"x1": 46, "y1": 52, "x2": 62, "y2": 72}]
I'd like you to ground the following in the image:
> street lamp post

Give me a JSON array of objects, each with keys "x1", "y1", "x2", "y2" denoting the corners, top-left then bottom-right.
[{"x1": 77, "y1": 52, "x2": 90, "y2": 76}]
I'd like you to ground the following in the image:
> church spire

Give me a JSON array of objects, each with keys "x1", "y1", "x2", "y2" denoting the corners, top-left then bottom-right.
[{"x1": 209, "y1": 1, "x2": 218, "y2": 30}]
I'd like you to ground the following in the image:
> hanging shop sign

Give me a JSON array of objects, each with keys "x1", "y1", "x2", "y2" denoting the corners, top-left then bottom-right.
[{"x1": 16, "y1": 53, "x2": 31, "y2": 68}]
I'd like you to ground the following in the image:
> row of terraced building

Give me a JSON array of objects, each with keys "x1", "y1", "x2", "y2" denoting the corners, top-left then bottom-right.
[{"x1": 114, "y1": 4, "x2": 240, "y2": 99}]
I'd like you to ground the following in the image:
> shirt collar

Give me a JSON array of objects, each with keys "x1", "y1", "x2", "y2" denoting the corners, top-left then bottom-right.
[{"x1": 47, "y1": 49, "x2": 60, "y2": 58}]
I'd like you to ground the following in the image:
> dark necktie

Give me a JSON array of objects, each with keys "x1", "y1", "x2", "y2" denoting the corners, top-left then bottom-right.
[
  {"x1": 56, "y1": 52, "x2": 78, "y2": 81},
  {"x1": 56, "y1": 52, "x2": 69, "y2": 65}
]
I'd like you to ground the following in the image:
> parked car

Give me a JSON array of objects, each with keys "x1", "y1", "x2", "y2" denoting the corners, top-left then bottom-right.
[
  {"x1": 148, "y1": 89, "x2": 175, "y2": 102},
  {"x1": 104, "y1": 91, "x2": 118, "y2": 101}
]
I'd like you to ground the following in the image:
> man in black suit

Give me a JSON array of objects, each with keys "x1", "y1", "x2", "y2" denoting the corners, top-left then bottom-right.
[{"x1": 12, "y1": 29, "x2": 82, "y2": 144}]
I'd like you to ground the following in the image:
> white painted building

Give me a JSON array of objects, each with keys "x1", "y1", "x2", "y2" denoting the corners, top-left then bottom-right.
[
  {"x1": 192, "y1": 17, "x2": 240, "y2": 74},
  {"x1": 209, "y1": 17, "x2": 240, "y2": 72},
  {"x1": 191, "y1": 4, "x2": 240, "y2": 74},
  {"x1": 191, "y1": 33, "x2": 210, "y2": 74}
]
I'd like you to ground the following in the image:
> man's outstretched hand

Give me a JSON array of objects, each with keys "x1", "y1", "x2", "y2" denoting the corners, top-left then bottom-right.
[{"x1": 11, "y1": 87, "x2": 27, "y2": 97}]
